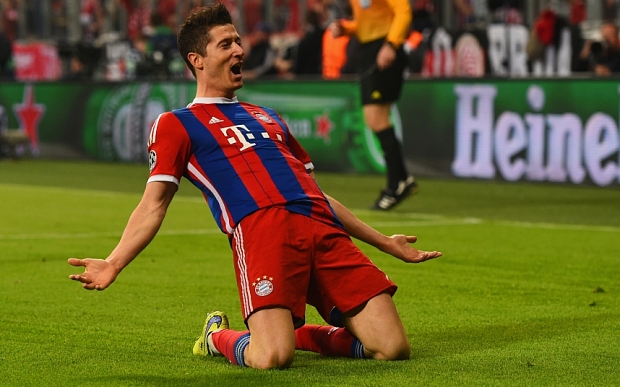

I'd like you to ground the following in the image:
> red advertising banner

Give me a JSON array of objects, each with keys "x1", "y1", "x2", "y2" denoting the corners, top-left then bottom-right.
[{"x1": 12, "y1": 42, "x2": 62, "y2": 81}]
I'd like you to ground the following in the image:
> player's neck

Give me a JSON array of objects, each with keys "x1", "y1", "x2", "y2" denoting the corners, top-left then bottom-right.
[
  {"x1": 195, "y1": 88, "x2": 236, "y2": 100},
  {"x1": 195, "y1": 80, "x2": 239, "y2": 100}
]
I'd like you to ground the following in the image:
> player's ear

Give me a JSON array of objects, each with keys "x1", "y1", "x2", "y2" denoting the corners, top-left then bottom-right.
[{"x1": 187, "y1": 52, "x2": 204, "y2": 72}]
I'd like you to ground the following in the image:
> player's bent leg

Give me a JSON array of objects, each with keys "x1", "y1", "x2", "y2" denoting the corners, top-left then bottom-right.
[
  {"x1": 341, "y1": 292, "x2": 410, "y2": 360},
  {"x1": 245, "y1": 307, "x2": 296, "y2": 369}
]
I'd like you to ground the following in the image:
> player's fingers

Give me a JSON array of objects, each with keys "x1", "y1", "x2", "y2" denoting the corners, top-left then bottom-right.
[
  {"x1": 412, "y1": 251, "x2": 439, "y2": 262},
  {"x1": 82, "y1": 282, "x2": 97, "y2": 290},
  {"x1": 67, "y1": 258, "x2": 86, "y2": 267},
  {"x1": 424, "y1": 251, "x2": 442, "y2": 260},
  {"x1": 69, "y1": 274, "x2": 91, "y2": 283}
]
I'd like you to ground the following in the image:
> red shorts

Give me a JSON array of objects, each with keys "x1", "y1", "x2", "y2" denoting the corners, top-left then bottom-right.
[{"x1": 231, "y1": 207, "x2": 397, "y2": 328}]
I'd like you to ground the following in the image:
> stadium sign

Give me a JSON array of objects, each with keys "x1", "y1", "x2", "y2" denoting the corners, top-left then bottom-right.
[
  {"x1": 2, "y1": 79, "x2": 619, "y2": 188},
  {"x1": 452, "y1": 84, "x2": 620, "y2": 186}
]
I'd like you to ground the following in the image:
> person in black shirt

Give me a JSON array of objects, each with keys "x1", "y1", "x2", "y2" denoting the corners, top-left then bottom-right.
[{"x1": 243, "y1": 22, "x2": 277, "y2": 79}]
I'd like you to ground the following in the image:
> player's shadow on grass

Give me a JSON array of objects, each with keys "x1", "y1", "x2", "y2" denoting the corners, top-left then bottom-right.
[{"x1": 411, "y1": 313, "x2": 617, "y2": 359}]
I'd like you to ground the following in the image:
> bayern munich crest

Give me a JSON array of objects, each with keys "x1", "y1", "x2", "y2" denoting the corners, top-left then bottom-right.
[
  {"x1": 252, "y1": 112, "x2": 273, "y2": 124},
  {"x1": 148, "y1": 150, "x2": 157, "y2": 172},
  {"x1": 253, "y1": 276, "x2": 274, "y2": 296}
]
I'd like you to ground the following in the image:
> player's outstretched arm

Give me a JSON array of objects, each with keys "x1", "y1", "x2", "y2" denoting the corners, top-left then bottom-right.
[
  {"x1": 68, "y1": 181, "x2": 178, "y2": 290},
  {"x1": 324, "y1": 194, "x2": 442, "y2": 263}
]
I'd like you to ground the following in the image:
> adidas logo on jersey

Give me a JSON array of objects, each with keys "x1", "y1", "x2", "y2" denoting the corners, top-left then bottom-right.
[{"x1": 209, "y1": 117, "x2": 224, "y2": 124}]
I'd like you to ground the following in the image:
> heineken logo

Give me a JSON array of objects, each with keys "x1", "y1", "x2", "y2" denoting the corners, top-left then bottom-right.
[
  {"x1": 453, "y1": 84, "x2": 620, "y2": 186},
  {"x1": 97, "y1": 83, "x2": 178, "y2": 162}
]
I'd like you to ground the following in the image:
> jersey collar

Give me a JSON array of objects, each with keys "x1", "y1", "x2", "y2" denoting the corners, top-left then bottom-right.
[{"x1": 190, "y1": 96, "x2": 239, "y2": 105}]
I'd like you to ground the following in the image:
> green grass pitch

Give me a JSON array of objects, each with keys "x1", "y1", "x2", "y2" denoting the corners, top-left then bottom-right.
[{"x1": 1, "y1": 159, "x2": 619, "y2": 386}]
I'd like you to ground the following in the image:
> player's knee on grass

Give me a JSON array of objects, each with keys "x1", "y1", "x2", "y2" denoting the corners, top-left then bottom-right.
[
  {"x1": 245, "y1": 307, "x2": 296, "y2": 369},
  {"x1": 367, "y1": 334, "x2": 410, "y2": 361},
  {"x1": 247, "y1": 345, "x2": 295, "y2": 369}
]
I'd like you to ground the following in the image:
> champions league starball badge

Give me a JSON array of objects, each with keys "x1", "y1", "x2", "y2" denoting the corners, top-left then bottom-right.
[
  {"x1": 148, "y1": 150, "x2": 157, "y2": 171},
  {"x1": 253, "y1": 276, "x2": 274, "y2": 296}
]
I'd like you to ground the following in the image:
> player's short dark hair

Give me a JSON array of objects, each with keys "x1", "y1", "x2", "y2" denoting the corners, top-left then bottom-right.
[{"x1": 177, "y1": 3, "x2": 233, "y2": 77}]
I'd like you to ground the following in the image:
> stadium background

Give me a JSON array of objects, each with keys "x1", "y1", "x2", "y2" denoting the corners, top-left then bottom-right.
[
  {"x1": 1, "y1": 0, "x2": 620, "y2": 189},
  {"x1": 1, "y1": 2, "x2": 619, "y2": 385}
]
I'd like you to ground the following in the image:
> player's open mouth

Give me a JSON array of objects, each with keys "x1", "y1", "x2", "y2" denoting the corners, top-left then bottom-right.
[{"x1": 231, "y1": 63, "x2": 242, "y2": 75}]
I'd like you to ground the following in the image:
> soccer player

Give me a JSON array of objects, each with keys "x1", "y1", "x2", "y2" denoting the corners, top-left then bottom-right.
[
  {"x1": 329, "y1": 0, "x2": 416, "y2": 210},
  {"x1": 68, "y1": 4, "x2": 442, "y2": 370}
]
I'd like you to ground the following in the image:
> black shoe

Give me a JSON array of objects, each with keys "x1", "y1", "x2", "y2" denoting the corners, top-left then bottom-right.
[{"x1": 371, "y1": 176, "x2": 418, "y2": 211}]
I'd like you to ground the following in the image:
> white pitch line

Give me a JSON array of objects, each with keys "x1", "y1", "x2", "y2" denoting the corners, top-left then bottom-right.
[
  {"x1": 352, "y1": 210, "x2": 450, "y2": 220},
  {"x1": 494, "y1": 220, "x2": 620, "y2": 233},
  {"x1": 2, "y1": 183, "x2": 619, "y2": 237},
  {"x1": 0, "y1": 183, "x2": 205, "y2": 203},
  {"x1": 4, "y1": 217, "x2": 618, "y2": 241},
  {"x1": 0, "y1": 228, "x2": 222, "y2": 240},
  {"x1": 371, "y1": 218, "x2": 483, "y2": 228}
]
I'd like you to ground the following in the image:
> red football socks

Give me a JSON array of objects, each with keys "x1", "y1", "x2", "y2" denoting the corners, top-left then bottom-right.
[
  {"x1": 294, "y1": 324, "x2": 365, "y2": 358},
  {"x1": 211, "y1": 329, "x2": 251, "y2": 366},
  {"x1": 211, "y1": 324, "x2": 365, "y2": 366}
]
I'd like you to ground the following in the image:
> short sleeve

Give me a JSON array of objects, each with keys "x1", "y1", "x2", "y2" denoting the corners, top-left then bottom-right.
[{"x1": 147, "y1": 112, "x2": 192, "y2": 185}]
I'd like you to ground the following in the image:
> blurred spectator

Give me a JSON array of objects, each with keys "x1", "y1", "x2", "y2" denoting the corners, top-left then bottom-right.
[
  {"x1": 148, "y1": 12, "x2": 176, "y2": 54},
  {"x1": 0, "y1": 17, "x2": 13, "y2": 79},
  {"x1": 158, "y1": 0, "x2": 176, "y2": 26},
  {"x1": 80, "y1": 0, "x2": 104, "y2": 42},
  {"x1": 339, "y1": 34, "x2": 360, "y2": 75},
  {"x1": 51, "y1": 0, "x2": 67, "y2": 39},
  {"x1": 183, "y1": 0, "x2": 203, "y2": 17},
  {"x1": 488, "y1": 0, "x2": 523, "y2": 24},
  {"x1": 528, "y1": 5, "x2": 584, "y2": 71},
  {"x1": 146, "y1": 11, "x2": 181, "y2": 78},
  {"x1": 0, "y1": 103, "x2": 6, "y2": 132},
  {"x1": 128, "y1": 33, "x2": 150, "y2": 78},
  {"x1": 321, "y1": 27, "x2": 349, "y2": 78},
  {"x1": 275, "y1": 8, "x2": 325, "y2": 77},
  {"x1": 293, "y1": 9, "x2": 325, "y2": 75},
  {"x1": 127, "y1": 0, "x2": 151, "y2": 40},
  {"x1": 603, "y1": 0, "x2": 618, "y2": 22},
  {"x1": 321, "y1": 1, "x2": 357, "y2": 79},
  {"x1": 65, "y1": 55, "x2": 90, "y2": 80},
  {"x1": 309, "y1": 0, "x2": 348, "y2": 27},
  {"x1": 403, "y1": 29, "x2": 428, "y2": 73},
  {"x1": 243, "y1": 22, "x2": 277, "y2": 79},
  {"x1": 106, "y1": 0, "x2": 131, "y2": 36},
  {"x1": 219, "y1": 0, "x2": 243, "y2": 32},
  {"x1": 1, "y1": 0, "x2": 18, "y2": 42},
  {"x1": 569, "y1": 0, "x2": 586, "y2": 25},
  {"x1": 578, "y1": 22, "x2": 620, "y2": 75},
  {"x1": 453, "y1": 0, "x2": 488, "y2": 30},
  {"x1": 274, "y1": 0, "x2": 300, "y2": 32},
  {"x1": 26, "y1": 0, "x2": 45, "y2": 37},
  {"x1": 412, "y1": 0, "x2": 435, "y2": 32}
]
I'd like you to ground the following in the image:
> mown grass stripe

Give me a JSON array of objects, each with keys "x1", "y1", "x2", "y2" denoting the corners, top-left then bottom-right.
[{"x1": 3, "y1": 216, "x2": 620, "y2": 240}]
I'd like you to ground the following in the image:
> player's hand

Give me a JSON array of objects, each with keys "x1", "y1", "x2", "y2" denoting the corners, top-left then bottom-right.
[
  {"x1": 377, "y1": 42, "x2": 397, "y2": 70},
  {"x1": 383, "y1": 234, "x2": 442, "y2": 263},
  {"x1": 329, "y1": 20, "x2": 344, "y2": 38},
  {"x1": 68, "y1": 258, "x2": 120, "y2": 290}
]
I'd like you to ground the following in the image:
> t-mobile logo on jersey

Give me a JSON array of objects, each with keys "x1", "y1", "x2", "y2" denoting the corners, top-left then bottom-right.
[{"x1": 221, "y1": 124, "x2": 256, "y2": 151}]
